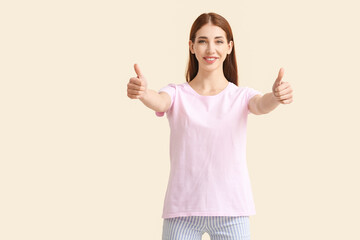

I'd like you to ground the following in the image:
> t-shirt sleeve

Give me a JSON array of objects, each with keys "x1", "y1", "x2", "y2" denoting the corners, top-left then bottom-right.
[
  {"x1": 245, "y1": 87, "x2": 263, "y2": 114},
  {"x1": 155, "y1": 83, "x2": 176, "y2": 117}
]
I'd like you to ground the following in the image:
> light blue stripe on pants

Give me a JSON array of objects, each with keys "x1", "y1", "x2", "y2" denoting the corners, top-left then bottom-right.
[{"x1": 162, "y1": 216, "x2": 250, "y2": 240}]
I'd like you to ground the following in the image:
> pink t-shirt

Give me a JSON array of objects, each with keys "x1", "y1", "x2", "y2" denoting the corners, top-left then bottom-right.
[{"x1": 155, "y1": 81, "x2": 262, "y2": 219}]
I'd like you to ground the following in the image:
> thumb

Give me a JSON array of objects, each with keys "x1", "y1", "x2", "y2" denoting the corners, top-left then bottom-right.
[
  {"x1": 134, "y1": 63, "x2": 143, "y2": 78},
  {"x1": 275, "y1": 68, "x2": 284, "y2": 86}
]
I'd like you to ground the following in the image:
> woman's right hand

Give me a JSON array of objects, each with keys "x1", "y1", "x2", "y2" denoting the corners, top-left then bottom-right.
[{"x1": 127, "y1": 63, "x2": 148, "y2": 99}]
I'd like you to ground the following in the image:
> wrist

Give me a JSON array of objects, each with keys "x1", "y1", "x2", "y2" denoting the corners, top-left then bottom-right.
[
  {"x1": 271, "y1": 91, "x2": 281, "y2": 104},
  {"x1": 139, "y1": 89, "x2": 149, "y2": 100}
]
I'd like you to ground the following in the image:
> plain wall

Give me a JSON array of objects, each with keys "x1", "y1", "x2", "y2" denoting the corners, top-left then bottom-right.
[{"x1": 1, "y1": 0, "x2": 359, "y2": 239}]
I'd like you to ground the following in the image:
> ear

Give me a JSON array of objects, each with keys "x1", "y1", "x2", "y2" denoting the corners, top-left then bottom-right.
[
  {"x1": 227, "y1": 40, "x2": 233, "y2": 55},
  {"x1": 189, "y1": 40, "x2": 195, "y2": 54}
]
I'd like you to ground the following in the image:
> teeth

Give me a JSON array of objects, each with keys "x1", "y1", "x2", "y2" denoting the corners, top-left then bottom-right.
[{"x1": 206, "y1": 58, "x2": 215, "y2": 60}]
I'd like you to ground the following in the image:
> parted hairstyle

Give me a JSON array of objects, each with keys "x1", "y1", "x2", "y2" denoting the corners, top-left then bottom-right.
[{"x1": 186, "y1": 12, "x2": 238, "y2": 86}]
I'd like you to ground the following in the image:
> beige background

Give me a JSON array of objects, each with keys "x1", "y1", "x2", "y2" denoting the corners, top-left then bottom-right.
[{"x1": 1, "y1": 0, "x2": 359, "y2": 239}]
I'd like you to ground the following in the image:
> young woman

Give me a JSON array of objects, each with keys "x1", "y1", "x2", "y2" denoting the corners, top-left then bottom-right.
[{"x1": 127, "y1": 12, "x2": 293, "y2": 240}]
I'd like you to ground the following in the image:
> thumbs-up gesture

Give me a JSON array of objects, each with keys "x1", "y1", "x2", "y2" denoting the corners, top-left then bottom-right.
[
  {"x1": 272, "y1": 68, "x2": 293, "y2": 104},
  {"x1": 127, "y1": 63, "x2": 148, "y2": 99}
]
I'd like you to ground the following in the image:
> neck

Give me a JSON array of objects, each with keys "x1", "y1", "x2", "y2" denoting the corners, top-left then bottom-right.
[{"x1": 191, "y1": 66, "x2": 228, "y2": 89}]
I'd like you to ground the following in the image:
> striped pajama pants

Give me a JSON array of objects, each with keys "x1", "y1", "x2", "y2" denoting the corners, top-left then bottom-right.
[{"x1": 162, "y1": 216, "x2": 250, "y2": 240}]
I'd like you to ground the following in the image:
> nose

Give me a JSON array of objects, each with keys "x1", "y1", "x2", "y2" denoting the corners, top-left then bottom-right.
[{"x1": 206, "y1": 42, "x2": 215, "y2": 54}]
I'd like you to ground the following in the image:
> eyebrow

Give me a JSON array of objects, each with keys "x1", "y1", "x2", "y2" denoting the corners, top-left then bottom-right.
[{"x1": 197, "y1": 36, "x2": 224, "y2": 39}]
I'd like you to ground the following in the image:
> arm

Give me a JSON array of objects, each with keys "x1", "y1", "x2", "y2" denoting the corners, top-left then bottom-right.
[
  {"x1": 139, "y1": 90, "x2": 171, "y2": 113},
  {"x1": 248, "y1": 68, "x2": 293, "y2": 115},
  {"x1": 248, "y1": 93, "x2": 280, "y2": 115}
]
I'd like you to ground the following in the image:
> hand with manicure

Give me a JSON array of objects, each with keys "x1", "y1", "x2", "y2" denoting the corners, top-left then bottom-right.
[
  {"x1": 272, "y1": 68, "x2": 293, "y2": 104},
  {"x1": 127, "y1": 63, "x2": 148, "y2": 100}
]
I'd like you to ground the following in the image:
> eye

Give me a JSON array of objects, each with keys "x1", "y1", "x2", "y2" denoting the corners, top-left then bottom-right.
[
  {"x1": 216, "y1": 40, "x2": 224, "y2": 44},
  {"x1": 198, "y1": 40, "x2": 206, "y2": 43}
]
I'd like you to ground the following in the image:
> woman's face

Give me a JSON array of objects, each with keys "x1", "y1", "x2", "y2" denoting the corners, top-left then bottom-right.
[{"x1": 189, "y1": 23, "x2": 233, "y2": 72}]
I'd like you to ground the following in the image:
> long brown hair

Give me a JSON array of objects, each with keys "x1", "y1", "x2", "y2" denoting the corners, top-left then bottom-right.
[{"x1": 185, "y1": 12, "x2": 238, "y2": 86}]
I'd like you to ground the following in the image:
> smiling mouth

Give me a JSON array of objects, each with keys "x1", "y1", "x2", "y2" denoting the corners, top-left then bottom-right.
[
  {"x1": 203, "y1": 57, "x2": 218, "y2": 63},
  {"x1": 204, "y1": 57, "x2": 218, "y2": 60}
]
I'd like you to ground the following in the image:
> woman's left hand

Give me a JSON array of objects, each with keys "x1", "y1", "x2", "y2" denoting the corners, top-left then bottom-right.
[{"x1": 272, "y1": 68, "x2": 293, "y2": 104}]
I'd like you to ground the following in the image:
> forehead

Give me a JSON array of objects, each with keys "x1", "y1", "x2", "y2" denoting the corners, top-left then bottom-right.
[{"x1": 195, "y1": 23, "x2": 227, "y2": 39}]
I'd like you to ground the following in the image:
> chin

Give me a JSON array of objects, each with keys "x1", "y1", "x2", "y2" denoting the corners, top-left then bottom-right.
[{"x1": 203, "y1": 64, "x2": 221, "y2": 71}]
